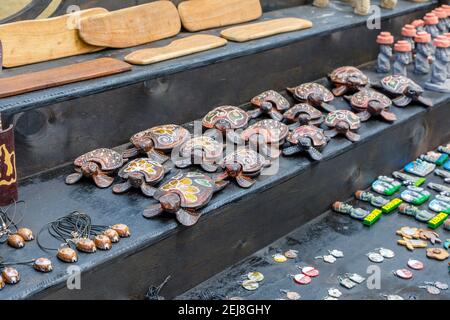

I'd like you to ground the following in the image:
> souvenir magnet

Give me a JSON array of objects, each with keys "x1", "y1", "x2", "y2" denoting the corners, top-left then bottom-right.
[
  {"x1": 435, "y1": 169, "x2": 450, "y2": 183},
  {"x1": 396, "y1": 226, "x2": 420, "y2": 239},
  {"x1": 345, "y1": 273, "x2": 366, "y2": 284},
  {"x1": 329, "y1": 249, "x2": 344, "y2": 258},
  {"x1": 393, "y1": 171, "x2": 426, "y2": 186},
  {"x1": 377, "y1": 248, "x2": 395, "y2": 258},
  {"x1": 355, "y1": 190, "x2": 389, "y2": 207},
  {"x1": 328, "y1": 288, "x2": 342, "y2": 298},
  {"x1": 428, "y1": 182, "x2": 450, "y2": 196},
  {"x1": 301, "y1": 266, "x2": 320, "y2": 277},
  {"x1": 408, "y1": 259, "x2": 424, "y2": 270},
  {"x1": 281, "y1": 290, "x2": 301, "y2": 300},
  {"x1": 438, "y1": 144, "x2": 450, "y2": 154},
  {"x1": 426, "y1": 248, "x2": 449, "y2": 260},
  {"x1": 242, "y1": 280, "x2": 259, "y2": 291},
  {"x1": 372, "y1": 176, "x2": 401, "y2": 195},
  {"x1": 367, "y1": 252, "x2": 384, "y2": 263},
  {"x1": 404, "y1": 159, "x2": 436, "y2": 177},
  {"x1": 420, "y1": 151, "x2": 449, "y2": 166},
  {"x1": 399, "y1": 203, "x2": 436, "y2": 222},
  {"x1": 338, "y1": 276, "x2": 356, "y2": 289},
  {"x1": 428, "y1": 212, "x2": 449, "y2": 229},
  {"x1": 394, "y1": 269, "x2": 413, "y2": 279},
  {"x1": 398, "y1": 237, "x2": 428, "y2": 251},
  {"x1": 284, "y1": 249, "x2": 298, "y2": 259},
  {"x1": 417, "y1": 229, "x2": 441, "y2": 244},
  {"x1": 332, "y1": 202, "x2": 370, "y2": 220},
  {"x1": 428, "y1": 195, "x2": 450, "y2": 214},
  {"x1": 419, "y1": 285, "x2": 440, "y2": 295},
  {"x1": 381, "y1": 198, "x2": 403, "y2": 214},
  {"x1": 247, "y1": 272, "x2": 264, "y2": 282},
  {"x1": 293, "y1": 273, "x2": 312, "y2": 285},
  {"x1": 273, "y1": 254, "x2": 288, "y2": 263},
  {"x1": 315, "y1": 255, "x2": 337, "y2": 264},
  {"x1": 400, "y1": 186, "x2": 431, "y2": 205},
  {"x1": 364, "y1": 209, "x2": 382, "y2": 226}
]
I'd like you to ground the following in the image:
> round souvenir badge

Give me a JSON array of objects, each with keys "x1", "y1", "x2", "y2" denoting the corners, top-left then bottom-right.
[
  {"x1": 378, "y1": 248, "x2": 395, "y2": 259},
  {"x1": 367, "y1": 252, "x2": 384, "y2": 263},
  {"x1": 394, "y1": 269, "x2": 413, "y2": 279},
  {"x1": 273, "y1": 254, "x2": 288, "y2": 263},
  {"x1": 247, "y1": 272, "x2": 264, "y2": 282},
  {"x1": 242, "y1": 280, "x2": 259, "y2": 291},
  {"x1": 329, "y1": 249, "x2": 344, "y2": 258},
  {"x1": 293, "y1": 273, "x2": 312, "y2": 285},
  {"x1": 301, "y1": 266, "x2": 320, "y2": 277},
  {"x1": 284, "y1": 249, "x2": 299, "y2": 259},
  {"x1": 407, "y1": 259, "x2": 424, "y2": 270},
  {"x1": 328, "y1": 288, "x2": 342, "y2": 298}
]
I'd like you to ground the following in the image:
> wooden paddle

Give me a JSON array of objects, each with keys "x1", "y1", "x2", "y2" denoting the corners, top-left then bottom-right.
[
  {"x1": 79, "y1": 1, "x2": 181, "y2": 48},
  {"x1": 125, "y1": 35, "x2": 227, "y2": 65},
  {"x1": 220, "y1": 18, "x2": 313, "y2": 42},
  {"x1": 178, "y1": 0, "x2": 262, "y2": 32},
  {"x1": 0, "y1": 8, "x2": 107, "y2": 68},
  {"x1": 0, "y1": 58, "x2": 131, "y2": 98}
]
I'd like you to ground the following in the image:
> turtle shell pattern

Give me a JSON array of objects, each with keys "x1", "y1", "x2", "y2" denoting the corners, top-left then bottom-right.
[
  {"x1": 130, "y1": 124, "x2": 190, "y2": 151},
  {"x1": 241, "y1": 119, "x2": 289, "y2": 144},
  {"x1": 74, "y1": 148, "x2": 123, "y2": 171},
  {"x1": 329, "y1": 66, "x2": 369, "y2": 86},
  {"x1": 287, "y1": 125, "x2": 328, "y2": 147},
  {"x1": 223, "y1": 148, "x2": 267, "y2": 174},
  {"x1": 180, "y1": 136, "x2": 223, "y2": 160},
  {"x1": 118, "y1": 158, "x2": 165, "y2": 183},
  {"x1": 291, "y1": 83, "x2": 334, "y2": 102},
  {"x1": 202, "y1": 106, "x2": 249, "y2": 130},
  {"x1": 159, "y1": 172, "x2": 215, "y2": 208},
  {"x1": 350, "y1": 89, "x2": 392, "y2": 111},
  {"x1": 325, "y1": 110, "x2": 361, "y2": 130},
  {"x1": 380, "y1": 75, "x2": 421, "y2": 94},
  {"x1": 284, "y1": 104, "x2": 322, "y2": 122},
  {"x1": 251, "y1": 90, "x2": 290, "y2": 112}
]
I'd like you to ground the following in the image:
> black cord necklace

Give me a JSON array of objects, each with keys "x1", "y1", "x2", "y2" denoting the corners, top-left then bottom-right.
[
  {"x1": 0, "y1": 255, "x2": 53, "y2": 287},
  {"x1": 0, "y1": 200, "x2": 34, "y2": 249}
]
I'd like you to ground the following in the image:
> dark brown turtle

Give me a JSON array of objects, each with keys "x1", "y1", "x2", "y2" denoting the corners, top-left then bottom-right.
[
  {"x1": 216, "y1": 148, "x2": 271, "y2": 188},
  {"x1": 283, "y1": 103, "x2": 324, "y2": 129},
  {"x1": 329, "y1": 66, "x2": 369, "y2": 96},
  {"x1": 66, "y1": 148, "x2": 125, "y2": 188},
  {"x1": 241, "y1": 119, "x2": 289, "y2": 159},
  {"x1": 282, "y1": 125, "x2": 329, "y2": 161},
  {"x1": 143, "y1": 172, "x2": 229, "y2": 226},
  {"x1": 324, "y1": 110, "x2": 361, "y2": 142},
  {"x1": 123, "y1": 124, "x2": 190, "y2": 163},
  {"x1": 174, "y1": 136, "x2": 223, "y2": 172},
  {"x1": 202, "y1": 105, "x2": 249, "y2": 144},
  {"x1": 287, "y1": 83, "x2": 336, "y2": 112},
  {"x1": 112, "y1": 158, "x2": 171, "y2": 197},
  {"x1": 345, "y1": 88, "x2": 396, "y2": 122},
  {"x1": 248, "y1": 90, "x2": 290, "y2": 122}
]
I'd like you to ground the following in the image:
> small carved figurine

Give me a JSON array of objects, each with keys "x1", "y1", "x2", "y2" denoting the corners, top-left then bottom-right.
[
  {"x1": 425, "y1": 35, "x2": 450, "y2": 93},
  {"x1": 401, "y1": 24, "x2": 416, "y2": 62},
  {"x1": 433, "y1": 8, "x2": 448, "y2": 33},
  {"x1": 411, "y1": 19, "x2": 425, "y2": 33},
  {"x1": 328, "y1": 66, "x2": 369, "y2": 96},
  {"x1": 414, "y1": 31, "x2": 432, "y2": 74},
  {"x1": 424, "y1": 13, "x2": 440, "y2": 39},
  {"x1": 376, "y1": 32, "x2": 394, "y2": 73},
  {"x1": 249, "y1": 90, "x2": 290, "y2": 122},
  {"x1": 393, "y1": 40, "x2": 412, "y2": 76}
]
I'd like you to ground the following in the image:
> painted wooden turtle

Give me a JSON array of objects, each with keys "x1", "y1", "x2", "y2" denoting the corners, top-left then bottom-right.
[
  {"x1": 123, "y1": 124, "x2": 190, "y2": 163},
  {"x1": 143, "y1": 172, "x2": 229, "y2": 226},
  {"x1": 329, "y1": 66, "x2": 369, "y2": 96},
  {"x1": 174, "y1": 136, "x2": 223, "y2": 172},
  {"x1": 248, "y1": 90, "x2": 290, "y2": 122},
  {"x1": 324, "y1": 110, "x2": 361, "y2": 142},
  {"x1": 66, "y1": 148, "x2": 125, "y2": 188},
  {"x1": 283, "y1": 103, "x2": 324, "y2": 129},
  {"x1": 241, "y1": 119, "x2": 289, "y2": 159},
  {"x1": 202, "y1": 105, "x2": 249, "y2": 144},
  {"x1": 282, "y1": 125, "x2": 329, "y2": 160},
  {"x1": 375, "y1": 75, "x2": 433, "y2": 108},
  {"x1": 216, "y1": 148, "x2": 271, "y2": 188},
  {"x1": 287, "y1": 83, "x2": 336, "y2": 112},
  {"x1": 112, "y1": 158, "x2": 171, "y2": 197},
  {"x1": 345, "y1": 88, "x2": 396, "y2": 122}
]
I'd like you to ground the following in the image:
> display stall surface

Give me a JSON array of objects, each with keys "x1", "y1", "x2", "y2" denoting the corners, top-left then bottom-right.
[{"x1": 0, "y1": 64, "x2": 449, "y2": 299}]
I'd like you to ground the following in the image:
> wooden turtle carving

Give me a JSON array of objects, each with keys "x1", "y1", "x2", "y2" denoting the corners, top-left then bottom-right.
[
  {"x1": 329, "y1": 66, "x2": 369, "y2": 96},
  {"x1": 66, "y1": 148, "x2": 125, "y2": 188},
  {"x1": 143, "y1": 172, "x2": 229, "y2": 226},
  {"x1": 248, "y1": 90, "x2": 290, "y2": 122},
  {"x1": 283, "y1": 103, "x2": 324, "y2": 130},
  {"x1": 123, "y1": 124, "x2": 190, "y2": 163},
  {"x1": 202, "y1": 105, "x2": 249, "y2": 144},
  {"x1": 216, "y1": 148, "x2": 270, "y2": 188},
  {"x1": 241, "y1": 119, "x2": 289, "y2": 159},
  {"x1": 376, "y1": 75, "x2": 433, "y2": 108},
  {"x1": 282, "y1": 125, "x2": 329, "y2": 161},
  {"x1": 345, "y1": 88, "x2": 397, "y2": 122},
  {"x1": 324, "y1": 110, "x2": 361, "y2": 142},
  {"x1": 174, "y1": 136, "x2": 223, "y2": 172},
  {"x1": 287, "y1": 83, "x2": 336, "y2": 112},
  {"x1": 112, "y1": 158, "x2": 171, "y2": 197}
]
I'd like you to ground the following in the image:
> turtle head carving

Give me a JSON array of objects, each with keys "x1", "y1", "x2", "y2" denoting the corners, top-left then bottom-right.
[
  {"x1": 214, "y1": 119, "x2": 231, "y2": 131},
  {"x1": 307, "y1": 92, "x2": 323, "y2": 107},
  {"x1": 260, "y1": 101, "x2": 273, "y2": 113},
  {"x1": 405, "y1": 83, "x2": 423, "y2": 98},
  {"x1": 81, "y1": 162, "x2": 100, "y2": 177},
  {"x1": 368, "y1": 100, "x2": 384, "y2": 115},
  {"x1": 224, "y1": 163, "x2": 243, "y2": 178},
  {"x1": 297, "y1": 113, "x2": 312, "y2": 125},
  {"x1": 128, "y1": 172, "x2": 145, "y2": 188},
  {"x1": 335, "y1": 121, "x2": 350, "y2": 134},
  {"x1": 159, "y1": 193, "x2": 182, "y2": 213}
]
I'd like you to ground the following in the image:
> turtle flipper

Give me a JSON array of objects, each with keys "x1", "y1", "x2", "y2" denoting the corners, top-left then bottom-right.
[
  {"x1": 345, "y1": 131, "x2": 361, "y2": 142},
  {"x1": 282, "y1": 145, "x2": 303, "y2": 156},
  {"x1": 392, "y1": 95, "x2": 412, "y2": 107},
  {"x1": 176, "y1": 209, "x2": 201, "y2": 226},
  {"x1": 415, "y1": 95, "x2": 433, "y2": 108},
  {"x1": 357, "y1": 111, "x2": 372, "y2": 122},
  {"x1": 122, "y1": 147, "x2": 139, "y2": 159},
  {"x1": 214, "y1": 180, "x2": 229, "y2": 192},
  {"x1": 141, "y1": 184, "x2": 157, "y2": 197},
  {"x1": 380, "y1": 110, "x2": 397, "y2": 122},
  {"x1": 288, "y1": 122, "x2": 300, "y2": 131},
  {"x1": 93, "y1": 174, "x2": 114, "y2": 188},
  {"x1": 320, "y1": 102, "x2": 336, "y2": 112},
  {"x1": 324, "y1": 129, "x2": 338, "y2": 139},
  {"x1": 112, "y1": 181, "x2": 132, "y2": 194},
  {"x1": 65, "y1": 172, "x2": 83, "y2": 185},
  {"x1": 268, "y1": 110, "x2": 284, "y2": 122},
  {"x1": 332, "y1": 85, "x2": 347, "y2": 96},
  {"x1": 236, "y1": 174, "x2": 255, "y2": 188},
  {"x1": 307, "y1": 147, "x2": 323, "y2": 161},
  {"x1": 201, "y1": 162, "x2": 219, "y2": 173},
  {"x1": 247, "y1": 109, "x2": 262, "y2": 119},
  {"x1": 214, "y1": 171, "x2": 230, "y2": 182},
  {"x1": 147, "y1": 149, "x2": 169, "y2": 164},
  {"x1": 143, "y1": 204, "x2": 164, "y2": 218}
]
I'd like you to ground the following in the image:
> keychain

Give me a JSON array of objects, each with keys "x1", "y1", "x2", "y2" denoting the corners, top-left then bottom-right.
[
  {"x1": 419, "y1": 285, "x2": 440, "y2": 295},
  {"x1": 424, "y1": 281, "x2": 448, "y2": 290},
  {"x1": 284, "y1": 249, "x2": 298, "y2": 259},
  {"x1": 376, "y1": 247, "x2": 395, "y2": 258},
  {"x1": 299, "y1": 266, "x2": 320, "y2": 277},
  {"x1": 272, "y1": 253, "x2": 288, "y2": 263},
  {"x1": 328, "y1": 288, "x2": 342, "y2": 298},
  {"x1": 345, "y1": 273, "x2": 366, "y2": 284},
  {"x1": 338, "y1": 276, "x2": 357, "y2": 289},
  {"x1": 241, "y1": 279, "x2": 259, "y2": 291},
  {"x1": 247, "y1": 272, "x2": 264, "y2": 282},
  {"x1": 292, "y1": 273, "x2": 312, "y2": 285},
  {"x1": 394, "y1": 269, "x2": 413, "y2": 279},
  {"x1": 328, "y1": 249, "x2": 344, "y2": 258},
  {"x1": 315, "y1": 254, "x2": 337, "y2": 264},
  {"x1": 367, "y1": 252, "x2": 384, "y2": 263},
  {"x1": 393, "y1": 171, "x2": 426, "y2": 186},
  {"x1": 407, "y1": 259, "x2": 424, "y2": 270},
  {"x1": 280, "y1": 290, "x2": 301, "y2": 300}
]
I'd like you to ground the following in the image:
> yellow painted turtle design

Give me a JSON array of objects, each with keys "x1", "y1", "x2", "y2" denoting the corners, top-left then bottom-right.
[
  {"x1": 124, "y1": 124, "x2": 190, "y2": 163},
  {"x1": 345, "y1": 88, "x2": 396, "y2": 122},
  {"x1": 66, "y1": 148, "x2": 125, "y2": 188},
  {"x1": 283, "y1": 103, "x2": 324, "y2": 129},
  {"x1": 248, "y1": 90, "x2": 290, "y2": 122},
  {"x1": 202, "y1": 106, "x2": 249, "y2": 144},
  {"x1": 113, "y1": 158, "x2": 170, "y2": 197},
  {"x1": 324, "y1": 110, "x2": 361, "y2": 142},
  {"x1": 175, "y1": 136, "x2": 223, "y2": 172},
  {"x1": 143, "y1": 172, "x2": 229, "y2": 226},
  {"x1": 329, "y1": 66, "x2": 369, "y2": 96},
  {"x1": 287, "y1": 83, "x2": 336, "y2": 112},
  {"x1": 283, "y1": 125, "x2": 329, "y2": 160}
]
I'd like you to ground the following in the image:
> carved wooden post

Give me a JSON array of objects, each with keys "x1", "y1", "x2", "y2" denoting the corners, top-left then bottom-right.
[{"x1": 0, "y1": 114, "x2": 18, "y2": 206}]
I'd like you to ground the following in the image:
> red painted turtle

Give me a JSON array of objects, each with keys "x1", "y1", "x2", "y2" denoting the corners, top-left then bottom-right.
[
  {"x1": 202, "y1": 105, "x2": 249, "y2": 144},
  {"x1": 345, "y1": 88, "x2": 396, "y2": 122},
  {"x1": 112, "y1": 158, "x2": 171, "y2": 197},
  {"x1": 66, "y1": 148, "x2": 125, "y2": 188},
  {"x1": 329, "y1": 66, "x2": 369, "y2": 96},
  {"x1": 174, "y1": 136, "x2": 223, "y2": 172},
  {"x1": 248, "y1": 90, "x2": 290, "y2": 122},
  {"x1": 287, "y1": 83, "x2": 336, "y2": 112},
  {"x1": 216, "y1": 148, "x2": 271, "y2": 188},
  {"x1": 143, "y1": 172, "x2": 228, "y2": 226},
  {"x1": 282, "y1": 125, "x2": 329, "y2": 161},
  {"x1": 376, "y1": 75, "x2": 433, "y2": 108},
  {"x1": 123, "y1": 124, "x2": 190, "y2": 163},
  {"x1": 324, "y1": 110, "x2": 361, "y2": 142},
  {"x1": 283, "y1": 103, "x2": 324, "y2": 129}
]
